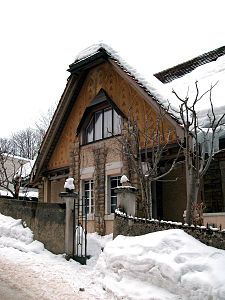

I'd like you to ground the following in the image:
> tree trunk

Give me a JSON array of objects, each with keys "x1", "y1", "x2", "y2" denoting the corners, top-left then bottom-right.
[
  {"x1": 144, "y1": 178, "x2": 152, "y2": 220},
  {"x1": 185, "y1": 167, "x2": 200, "y2": 224},
  {"x1": 148, "y1": 182, "x2": 153, "y2": 219}
]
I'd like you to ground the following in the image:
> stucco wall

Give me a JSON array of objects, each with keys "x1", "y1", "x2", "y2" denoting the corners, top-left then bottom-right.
[
  {"x1": 203, "y1": 212, "x2": 225, "y2": 229},
  {"x1": 0, "y1": 198, "x2": 66, "y2": 254}
]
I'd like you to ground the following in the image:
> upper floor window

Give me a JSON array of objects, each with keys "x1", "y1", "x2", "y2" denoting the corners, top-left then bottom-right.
[{"x1": 85, "y1": 107, "x2": 121, "y2": 144}]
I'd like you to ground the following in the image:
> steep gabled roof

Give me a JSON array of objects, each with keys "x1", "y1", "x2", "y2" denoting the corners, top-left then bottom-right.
[
  {"x1": 69, "y1": 43, "x2": 180, "y2": 122},
  {"x1": 32, "y1": 43, "x2": 225, "y2": 184},
  {"x1": 32, "y1": 44, "x2": 183, "y2": 182},
  {"x1": 33, "y1": 43, "x2": 225, "y2": 183},
  {"x1": 154, "y1": 46, "x2": 225, "y2": 83}
]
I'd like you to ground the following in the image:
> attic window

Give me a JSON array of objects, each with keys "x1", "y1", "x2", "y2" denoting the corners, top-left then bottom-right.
[{"x1": 84, "y1": 106, "x2": 121, "y2": 144}]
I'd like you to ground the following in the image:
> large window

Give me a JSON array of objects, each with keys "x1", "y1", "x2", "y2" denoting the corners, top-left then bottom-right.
[
  {"x1": 109, "y1": 176, "x2": 122, "y2": 213},
  {"x1": 84, "y1": 107, "x2": 121, "y2": 144},
  {"x1": 84, "y1": 180, "x2": 94, "y2": 214}
]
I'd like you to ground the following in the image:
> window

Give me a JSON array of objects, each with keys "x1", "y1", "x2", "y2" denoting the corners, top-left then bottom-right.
[
  {"x1": 84, "y1": 180, "x2": 94, "y2": 214},
  {"x1": 86, "y1": 117, "x2": 94, "y2": 143},
  {"x1": 104, "y1": 108, "x2": 112, "y2": 138},
  {"x1": 109, "y1": 176, "x2": 122, "y2": 213},
  {"x1": 84, "y1": 107, "x2": 121, "y2": 144}
]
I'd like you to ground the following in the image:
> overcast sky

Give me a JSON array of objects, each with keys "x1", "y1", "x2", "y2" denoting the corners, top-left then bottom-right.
[{"x1": 0, "y1": 0, "x2": 224, "y2": 138}]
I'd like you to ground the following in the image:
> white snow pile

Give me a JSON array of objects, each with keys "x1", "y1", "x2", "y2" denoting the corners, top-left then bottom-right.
[
  {"x1": 64, "y1": 177, "x2": 75, "y2": 190},
  {"x1": 0, "y1": 213, "x2": 44, "y2": 253},
  {"x1": 0, "y1": 213, "x2": 112, "y2": 299},
  {"x1": 0, "y1": 212, "x2": 111, "y2": 260},
  {"x1": 96, "y1": 229, "x2": 225, "y2": 300},
  {"x1": 87, "y1": 232, "x2": 112, "y2": 265},
  {"x1": 120, "y1": 175, "x2": 129, "y2": 184},
  {"x1": 1, "y1": 212, "x2": 225, "y2": 299}
]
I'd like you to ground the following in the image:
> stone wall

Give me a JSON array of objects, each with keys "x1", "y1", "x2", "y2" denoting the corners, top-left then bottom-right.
[
  {"x1": 0, "y1": 198, "x2": 66, "y2": 254},
  {"x1": 114, "y1": 212, "x2": 225, "y2": 250}
]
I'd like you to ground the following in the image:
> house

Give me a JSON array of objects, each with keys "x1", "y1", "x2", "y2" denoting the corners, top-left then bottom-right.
[
  {"x1": 0, "y1": 154, "x2": 38, "y2": 200},
  {"x1": 31, "y1": 44, "x2": 225, "y2": 233},
  {"x1": 155, "y1": 46, "x2": 225, "y2": 228}
]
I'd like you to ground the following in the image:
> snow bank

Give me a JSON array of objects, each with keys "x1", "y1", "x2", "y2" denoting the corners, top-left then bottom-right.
[
  {"x1": 2, "y1": 212, "x2": 225, "y2": 299},
  {"x1": 87, "y1": 232, "x2": 112, "y2": 265},
  {"x1": 0, "y1": 213, "x2": 44, "y2": 253},
  {"x1": 96, "y1": 229, "x2": 225, "y2": 300}
]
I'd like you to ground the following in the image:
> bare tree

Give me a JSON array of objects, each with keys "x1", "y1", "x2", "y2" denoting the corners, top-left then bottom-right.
[
  {"x1": 0, "y1": 138, "x2": 28, "y2": 198},
  {"x1": 10, "y1": 127, "x2": 41, "y2": 160},
  {"x1": 172, "y1": 81, "x2": 225, "y2": 225},
  {"x1": 119, "y1": 107, "x2": 181, "y2": 219},
  {"x1": 35, "y1": 104, "x2": 56, "y2": 141}
]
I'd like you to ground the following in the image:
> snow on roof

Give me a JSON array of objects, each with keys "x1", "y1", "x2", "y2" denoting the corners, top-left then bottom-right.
[
  {"x1": 73, "y1": 42, "x2": 175, "y2": 118},
  {"x1": 0, "y1": 190, "x2": 13, "y2": 197},
  {"x1": 0, "y1": 188, "x2": 38, "y2": 199},
  {"x1": 166, "y1": 54, "x2": 225, "y2": 110},
  {"x1": 165, "y1": 54, "x2": 225, "y2": 137},
  {"x1": 74, "y1": 43, "x2": 225, "y2": 131},
  {"x1": 3, "y1": 153, "x2": 30, "y2": 162}
]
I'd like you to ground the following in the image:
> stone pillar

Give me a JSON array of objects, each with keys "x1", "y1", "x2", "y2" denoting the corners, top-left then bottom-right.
[
  {"x1": 59, "y1": 192, "x2": 78, "y2": 257},
  {"x1": 93, "y1": 145, "x2": 107, "y2": 235},
  {"x1": 115, "y1": 186, "x2": 137, "y2": 216}
]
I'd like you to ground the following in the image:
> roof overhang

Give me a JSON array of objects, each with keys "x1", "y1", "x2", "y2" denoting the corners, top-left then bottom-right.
[
  {"x1": 32, "y1": 46, "x2": 185, "y2": 183},
  {"x1": 68, "y1": 49, "x2": 109, "y2": 75}
]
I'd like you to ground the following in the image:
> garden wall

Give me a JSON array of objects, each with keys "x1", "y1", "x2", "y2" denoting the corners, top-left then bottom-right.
[
  {"x1": 114, "y1": 211, "x2": 225, "y2": 250},
  {"x1": 0, "y1": 197, "x2": 66, "y2": 254}
]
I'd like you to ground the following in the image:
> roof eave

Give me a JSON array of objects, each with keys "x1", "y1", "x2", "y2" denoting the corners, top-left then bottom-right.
[{"x1": 68, "y1": 50, "x2": 109, "y2": 75}]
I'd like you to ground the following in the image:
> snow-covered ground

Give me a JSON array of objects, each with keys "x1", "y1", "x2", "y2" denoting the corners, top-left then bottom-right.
[
  {"x1": 97, "y1": 230, "x2": 225, "y2": 299},
  {"x1": 1, "y1": 213, "x2": 225, "y2": 299},
  {"x1": 0, "y1": 213, "x2": 112, "y2": 300}
]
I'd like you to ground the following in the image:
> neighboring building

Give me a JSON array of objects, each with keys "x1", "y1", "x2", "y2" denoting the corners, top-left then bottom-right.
[
  {"x1": 0, "y1": 155, "x2": 38, "y2": 200},
  {"x1": 155, "y1": 46, "x2": 225, "y2": 228},
  {"x1": 0, "y1": 154, "x2": 29, "y2": 196},
  {"x1": 32, "y1": 44, "x2": 225, "y2": 233}
]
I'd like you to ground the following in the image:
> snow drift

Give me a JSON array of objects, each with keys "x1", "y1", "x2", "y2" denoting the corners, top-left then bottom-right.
[
  {"x1": 0, "y1": 213, "x2": 44, "y2": 253},
  {"x1": 96, "y1": 229, "x2": 225, "y2": 300}
]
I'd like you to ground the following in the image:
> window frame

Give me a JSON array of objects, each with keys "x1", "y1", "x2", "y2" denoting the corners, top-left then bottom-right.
[
  {"x1": 83, "y1": 179, "x2": 94, "y2": 215},
  {"x1": 108, "y1": 175, "x2": 122, "y2": 214},
  {"x1": 82, "y1": 105, "x2": 121, "y2": 145}
]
